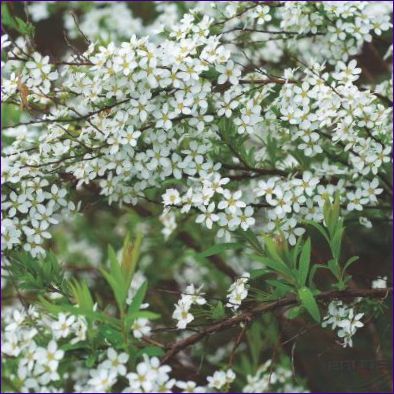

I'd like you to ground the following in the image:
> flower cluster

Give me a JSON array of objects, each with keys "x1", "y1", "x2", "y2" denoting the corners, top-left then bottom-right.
[
  {"x1": 207, "y1": 369, "x2": 236, "y2": 391},
  {"x1": 2, "y1": 302, "x2": 242, "y2": 393},
  {"x1": 172, "y1": 284, "x2": 207, "y2": 329},
  {"x1": 372, "y1": 276, "x2": 388, "y2": 289},
  {"x1": 2, "y1": 2, "x2": 391, "y2": 260},
  {"x1": 243, "y1": 360, "x2": 308, "y2": 393},
  {"x1": 226, "y1": 272, "x2": 250, "y2": 311},
  {"x1": 322, "y1": 300, "x2": 364, "y2": 347},
  {"x1": 2, "y1": 306, "x2": 66, "y2": 392}
]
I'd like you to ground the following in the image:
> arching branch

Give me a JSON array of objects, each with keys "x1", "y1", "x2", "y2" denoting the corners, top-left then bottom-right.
[{"x1": 162, "y1": 287, "x2": 392, "y2": 363}]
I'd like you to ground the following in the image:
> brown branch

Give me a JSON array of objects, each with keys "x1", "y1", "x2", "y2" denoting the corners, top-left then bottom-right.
[
  {"x1": 8, "y1": 55, "x2": 93, "y2": 66},
  {"x1": 222, "y1": 27, "x2": 324, "y2": 37},
  {"x1": 228, "y1": 323, "x2": 248, "y2": 367},
  {"x1": 2, "y1": 97, "x2": 129, "y2": 130},
  {"x1": 222, "y1": 163, "x2": 289, "y2": 177},
  {"x1": 212, "y1": 3, "x2": 260, "y2": 27},
  {"x1": 161, "y1": 287, "x2": 392, "y2": 364}
]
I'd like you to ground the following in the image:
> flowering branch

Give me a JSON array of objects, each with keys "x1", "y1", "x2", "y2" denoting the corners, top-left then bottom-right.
[{"x1": 162, "y1": 287, "x2": 392, "y2": 363}]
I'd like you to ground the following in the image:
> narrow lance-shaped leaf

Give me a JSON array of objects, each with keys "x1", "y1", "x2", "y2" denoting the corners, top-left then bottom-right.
[
  {"x1": 298, "y1": 287, "x2": 321, "y2": 323},
  {"x1": 298, "y1": 238, "x2": 311, "y2": 287},
  {"x1": 128, "y1": 281, "x2": 147, "y2": 315},
  {"x1": 122, "y1": 232, "x2": 143, "y2": 283},
  {"x1": 252, "y1": 254, "x2": 294, "y2": 282},
  {"x1": 343, "y1": 256, "x2": 359, "y2": 273},
  {"x1": 197, "y1": 242, "x2": 243, "y2": 258},
  {"x1": 330, "y1": 223, "x2": 344, "y2": 261}
]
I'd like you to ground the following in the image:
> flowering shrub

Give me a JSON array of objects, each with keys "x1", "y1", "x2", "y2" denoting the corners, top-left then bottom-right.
[{"x1": 1, "y1": 1, "x2": 392, "y2": 393}]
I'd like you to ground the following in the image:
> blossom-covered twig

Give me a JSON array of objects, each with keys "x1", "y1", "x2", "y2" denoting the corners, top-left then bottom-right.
[{"x1": 162, "y1": 287, "x2": 392, "y2": 363}]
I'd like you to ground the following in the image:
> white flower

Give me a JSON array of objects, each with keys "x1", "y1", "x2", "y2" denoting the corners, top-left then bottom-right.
[
  {"x1": 207, "y1": 370, "x2": 227, "y2": 390},
  {"x1": 183, "y1": 284, "x2": 207, "y2": 305},
  {"x1": 207, "y1": 369, "x2": 235, "y2": 390},
  {"x1": 269, "y1": 189, "x2": 292, "y2": 217},
  {"x1": 226, "y1": 273, "x2": 250, "y2": 311},
  {"x1": 172, "y1": 298, "x2": 194, "y2": 329},
  {"x1": 218, "y1": 190, "x2": 246, "y2": 213},
  {"x1": 162, "y1": 188, "x2": 181, "y2": 206},
  {"x1": 360, "y1": 178, "x2": 383, "y2": 204},
  {"x1": 120, "y1": 127, "x2": 141, "y2": 147},
  {"x1": 88, "y1": 367, "x2": 117, "y2": 392},
  {"x1": 70, "y1": 316, "x2": 88, "y2": 344},
  {"x1": 196, "y1": 202, "x2": 219, "y2": 229},
  {"x1": 51, "y1": 313, "x2": 76, "y2": 339},
  {"x1": 132, "y1": 318, "x2": 151, "y2": 339},
  {"x1": 101, "y1": 347, "x2": 129, "y2": 376},
  {"x1": 372, "y1": 276, "x2": 387, "y2": 289},
  {"x1": 337, "y1": 309, "x2": 364, "y2": 348},
  {"x1": 254, "y1": 5, "x2": 272, "y2": 25},
  {"x1": 217, "y1": 60, "x2": 241, "y2": 85},
  {"x1": 202, "y1": 173, "x2": 229, "y2": 195},
  {"x1": 322, "y1": 301, "x2": 348, "y2": 330},
  {"x1": 34, "y1": 340, "x2": 64, "y2": 370},
  {"x1": 126, "y1": 358, "x2": 156, "y2": 392},
  {"x1": 177, "y1": 380, "x2": 206, "y2": 393},
  {"x1": 255, "y1": 178, "x2": 277, "y2": 200},
  {"x1": 154, "y1": 103, "x2": 175, "y2": 130},
  {"x1": 281, "y1": 218, "x2": 305, "y2": 246},
  {"x1": 333, "y1": 59, "x2": 362, "y2": 84},
  {"x1": 346, "y1": 190, "x2": 368, "y2": 211},
  {"x1": 293, "y1": 171, "x2": 320, "y2": 196}
]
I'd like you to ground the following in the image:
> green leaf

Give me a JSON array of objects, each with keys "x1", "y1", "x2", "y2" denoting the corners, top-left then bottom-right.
[
  {"x1": 137, "y1": 346, "x2": 165, "y2": 358},
  {"x1": 305, "y1": 220, "x2": 330, "y2": 245},
  {"x1": 343, "y1": 256, "x2": 359, "y2": 273},
  {"x1": 210, "y1": 301, "x2": 225, "y2": 320},
  {"x1": 264, "y1": 237, "x2": 286, "y2": 264},
  {"x1": 127, "y1": 282, "x2": 147, "y2": 315},
  {"x1": 298, "y1": 287, "x2": 321, "y2": 323},
  {"x1": 98, "y1": 324, "x2": 123, "y2": 347},
  {"x1": 330, "y1": 224, "x2": 344, "y2": 261},
  {"x1": 101, "y1": 244, "x2": 131, "y2": 314},
  {"x1": 68, "y1": 279, "x2": 94, "y2": 312},
  {"x1": 289, "y1": 236, "x2": 303, "y2": 268},
  {"x1": 38, "y1": 297, "x2": 119, "y2": 328},
  {"x1": 126, "y1": 311, "x2": 160, "y2": 325},
  {"x1": 252, "y1": 255, "x2": 293, "y2": 281},
  {"x1": 327, "y1": 258, "x2": 340, "y2": 278},
  {"x1": 100, "y1": 269, "x2": 127, "y2": 314},
  {"x1": 201, "y1": 67, "x2": 220, "y2": 80},
  {"x1": 61, "y1": 342, "x2": 88, "y2": 352},
  {"x1": 1, "y1": 5, "x2": 35, "y2": 37},
  {"x1": 107, "y1": 245, "x2": 119, "y2": 268},
  {"x1": 287, "y1": 306, "x2": 303, "y2": 320},
  {"x1": 1, "y1": 4, "x2": 18, "y2": 29},
  {"x1": 323, "y1": 193, "x2": 341, "y2": 238},
  {"x1": 246, "y1": 322, "x2": 263, "y2": 368},
  {"x1": 86, "y1": 353, "x2": 97, "y2": 368},
  {"x1": 249, "y1": 268, "x2": 268, "y2": 279},
  {"x1": 266, "y1": 279, "x2": 293, "y2": 297},
  {"x1": 15, "y1": 17, "x2": 35, "y2": 37},
  {"x1": 298, "y1": 238, "x2": 311, "y2": 287},
  {"x1": 121, "y1": 232, "x2": 143, "y2": 284},
  {"x1": 197, "y1": 242, "x2": 242, "y2": 258},
  {"x1": 236, "y1": 229, "x2": 264, "y2": 253}
]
